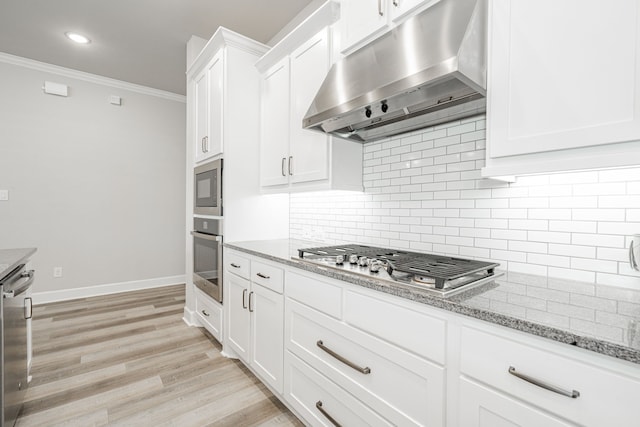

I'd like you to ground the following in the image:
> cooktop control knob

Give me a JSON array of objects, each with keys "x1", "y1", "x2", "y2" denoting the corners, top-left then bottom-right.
[
  {"x1": 349, "y1": 254, "x2": 359, "y2": 264},
  {"x1": 369, "y1": 261, "x2": 382, "y2": 273},
  {"x1": 358, "y1": 257, "x2": 369, "y2": 267},
  {"x1": 335, "y1": 255, "x2": 344, "y2": 265}
]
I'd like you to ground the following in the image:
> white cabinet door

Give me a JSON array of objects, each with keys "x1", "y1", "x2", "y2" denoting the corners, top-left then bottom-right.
[
  {"x1": 389, "y1": 0, "x2": 429, "y2": 22},
  {"x1": 251, "y1": 283, "x2": 284, "y2": 394},
  {"x1": 195, "y1": 52, "x2": 224, "y2": 162},
  {"x1": 488, "y1": 0, "x2": 640, "y2": 159},
  {"x1": 194, "y1": 67, "x2": 208, "y2": 163},
  {"x1": 206, "y1": 51, "x2": 224, "y2": 158},
  {"x1": 341, "y1": 0, "x2": 389, "y2": 52},
  {"x1": 226, "y1": 273, "x2": 250, "y2": 361},
  {"x1": 289, "y1": 28, "x2": 331, "y2": 185},
  {"x1": 459, "y1": 378, "x2": 575, "y2": 427},
  {"x1": 260, "y1": 58, "x2": 290, "y2": 187}
]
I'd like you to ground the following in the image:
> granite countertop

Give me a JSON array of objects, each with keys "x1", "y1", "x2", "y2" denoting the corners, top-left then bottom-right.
[
  {"x1": 0, "y1": 248, "x2": 37, "y2": 281},
  {"x1": 226, "y1": 239, "x2": 640, "y2": 365}
]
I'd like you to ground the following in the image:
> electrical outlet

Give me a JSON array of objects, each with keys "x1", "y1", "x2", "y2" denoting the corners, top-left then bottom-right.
[
  {"x1": 53, "y1": 267, "x2": 63, "y2": 278},
  {"x1": 0, "y1": 190, "x2": 8, "y2": 201}
]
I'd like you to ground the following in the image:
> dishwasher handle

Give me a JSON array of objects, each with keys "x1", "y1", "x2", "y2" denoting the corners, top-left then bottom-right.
[{"x1": 25, "y1": 297, "x2": 33, "y2": 320}]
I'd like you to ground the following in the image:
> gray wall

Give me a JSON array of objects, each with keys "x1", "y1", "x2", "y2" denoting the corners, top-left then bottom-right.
[{"x1": 0, "y1": 60, "x2": 186, "y2": 295}]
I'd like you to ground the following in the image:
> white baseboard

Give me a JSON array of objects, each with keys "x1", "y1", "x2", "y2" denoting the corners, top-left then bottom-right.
[
  {"x1": 183, "y1": 306, "x2": 199, "y2": 327},
  {"x1": 33, "y1": 275, "x2": 186, "y2": 305}
]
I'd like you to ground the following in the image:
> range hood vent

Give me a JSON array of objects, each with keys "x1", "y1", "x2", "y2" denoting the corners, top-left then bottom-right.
[{"x1": 303, "y1": 0, "x2": 487, "y2": 143}]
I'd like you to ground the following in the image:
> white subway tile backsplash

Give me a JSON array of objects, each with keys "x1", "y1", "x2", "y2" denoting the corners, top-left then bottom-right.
[
  {"x1": 548, "y1": 220, "x2": 597, "y2": 233},
  {"x1": 572, "y1": 233, "x2": 624, "y2": 248},
  {"x1": 600, "y1": 195, "x2": 640, "y2": 208},
  {"x1": 598, "y1": 167, "x2": 640, "y2": 182},
  {"x1": 571, "y1": 258, "x2": 618, "y2": 274},
  {"x1": 547, "y1": 267, "x2": 596, "y2": 284},
  {"x1": 628, "y1": 182, "x2": 640, "y2": 194},
  {"x1": 598, "y1": 221, "x2": 640, "y2": 235},
  {"x1": 549, "y1": 171, "x2": 598, "y2": 184},
  {"x1": 289, "y1": 116, "x2": 640, "y2": 287},
  {"x1": 573, "y1": 209, "x2": 626, "y2": 221},
  {"x1": 509, "y1": 219, "x2": 548, "y2": 231},
  {"x1": 549, "y1": 243, "x2": 596, "y2": 259},
  {"x1": 528, "y1": 253, "x2": 570, "y2": 268}
]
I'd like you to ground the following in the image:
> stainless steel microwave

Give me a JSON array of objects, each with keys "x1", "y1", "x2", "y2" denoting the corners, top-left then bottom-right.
[{"x1": 194, "y1": 159, "x2": 222, "y2": 216}]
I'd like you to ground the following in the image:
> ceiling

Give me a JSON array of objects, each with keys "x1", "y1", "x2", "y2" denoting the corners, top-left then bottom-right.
[{"x1": 0, "y1": 0, "x2": 314, "y2": 95}]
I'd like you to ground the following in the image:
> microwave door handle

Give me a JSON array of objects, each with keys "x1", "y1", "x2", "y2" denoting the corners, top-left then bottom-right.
[{"x1": 190, "y1": 231, "x2": 222, "y2": 242}]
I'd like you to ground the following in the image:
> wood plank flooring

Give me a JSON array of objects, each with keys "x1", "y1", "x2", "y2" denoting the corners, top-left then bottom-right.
[{"x1": 17, "y1": 284, "x2": 304, "y2": 427}]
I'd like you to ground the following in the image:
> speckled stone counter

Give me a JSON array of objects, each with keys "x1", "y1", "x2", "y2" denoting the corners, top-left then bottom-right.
[
  {"x1": 226, "y1": 239, "x2": 640, "y2": 365},
  {"x1": 0, "y1": 248, "x2": 37, "y2": 280}
]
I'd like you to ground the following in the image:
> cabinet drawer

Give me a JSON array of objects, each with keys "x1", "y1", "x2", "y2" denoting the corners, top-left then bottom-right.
[
  {"x1": 344, "y1": 290, "x2": 446, "y2": 364},
  {"x1": 250, "y1": 260, "x2": 284, "y2": 294},
  {"x1": 460, "y1": 326, "x2": 640, "y2": 427},
  {"x1": 284, "y1": 351, "x2": 393, "y2": 427},
  {"x1": 225, "y1": 250, "x2": 250, "y2": 279},
  {"x1": 286, "y1": 299, "x2": 444, "y2": 427},
  {"x1": 286, "y1": 270, "x2": 342, "y2": 319},
  {"x1": 195, "y1": 288, "x2": 222, "y2": 341},
  {"x1": 459, "y1": 377, "x2": 574, "y2": 427}
]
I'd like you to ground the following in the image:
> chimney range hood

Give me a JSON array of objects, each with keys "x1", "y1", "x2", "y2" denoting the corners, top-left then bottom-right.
[{"x1": 303, "y1": 0, "x2": 487, "y2": 143}]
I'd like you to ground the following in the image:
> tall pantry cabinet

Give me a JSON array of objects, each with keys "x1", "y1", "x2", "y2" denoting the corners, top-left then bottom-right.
[{"x1": 184, "y1": 29, "x2": 289, "y2": 339}]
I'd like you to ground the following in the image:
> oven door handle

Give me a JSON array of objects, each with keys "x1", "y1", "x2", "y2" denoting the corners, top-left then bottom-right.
[{"x1": 190, "y1": 231, "x2": 222, "y2": 242}]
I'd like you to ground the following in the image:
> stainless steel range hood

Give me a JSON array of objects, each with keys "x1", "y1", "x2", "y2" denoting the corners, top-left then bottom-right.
[{"x1": 303, "y1": 0, "x2": 487, "y2": 143}]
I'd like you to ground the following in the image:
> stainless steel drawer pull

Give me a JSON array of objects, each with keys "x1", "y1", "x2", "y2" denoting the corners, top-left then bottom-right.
[
  {"x1": 242, "y1": 289, "x2": 248, "y2": 309},
  {"x1": 256, "y1": 273, "x2": 270, "y2": 279},
  {"x1": 316, "y1": 340, "x2": 371, "y2": 374},
  {"x1": 248, "y1": 291, "x2": 254, "y2": 312},
  {"x1": 281, "y1": 157, "x2": 287, "y2": 177},
  {"x1": 316, "y1": 401, "x2": 341, "y2": 427},
  {"x1": 201, "y1": 309, "x2": 210, "y2": 317},
  {"x1": 288, "y1": 156, "x2": 293, "y2": 176},
  {"x1": 508, "y1": 366, "x2": 580, "y2": 398},
  {"x1": 230, "y1": 263, "x2": 241, "y2": 268},
  {"x1": 378, "y1": 0, "x2": 384, "y2": 16}
]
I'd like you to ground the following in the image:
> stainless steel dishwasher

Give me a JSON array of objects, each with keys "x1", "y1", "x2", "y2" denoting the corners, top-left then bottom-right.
[{"x1": 1, "y1": 264, "x2": 34, "y2": 427}]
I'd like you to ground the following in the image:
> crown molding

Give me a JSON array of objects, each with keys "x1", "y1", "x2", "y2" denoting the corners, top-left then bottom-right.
[
  {"x1": 186, "y1": 27, "x2": 269, "y2": 77},
  {"x1": 0, "y1": 52, "x2": 186, "y2": 103}
]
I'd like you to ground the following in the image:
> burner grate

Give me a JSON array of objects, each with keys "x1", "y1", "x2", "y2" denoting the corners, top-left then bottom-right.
[
  {"x1": 387, "y1": 256, "x2": 498, "y2": 289},
  {"x1": 298, "y1": 244, "x2": 402, "y2": 259}
]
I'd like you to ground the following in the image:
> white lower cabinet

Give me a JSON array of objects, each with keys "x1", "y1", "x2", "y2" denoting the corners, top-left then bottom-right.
[
  {"x1": 458, "y1": 324, "x2": 640, "y2": 427},
  {"x1": 194, "y1": 287, "x2": 223, "y2": 341},
  {"x1": 459, "y1": 377, "x2": 574, "y2": 427},
  {"x1": 224, "y1": 250, "x2": 284, "y2": 393},
  {"x1": 221, "y1": 250, "x2": 640, "y2": 427},
  {"x1": 285, "y1": 350, "x2": 393, "y2": 427},
  {"x1": 284, "y1": 270, "x2": 446, "y2": 426}
]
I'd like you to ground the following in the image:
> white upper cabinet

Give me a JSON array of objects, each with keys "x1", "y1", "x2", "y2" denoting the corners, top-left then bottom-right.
[
  {"x1": 289, "y1": 29, "x2": 331, "y2": 184},
  {"x1": 388, "y1": 0, "x2": 431, "y2": 22},
  {"x1": 257, "y1": 2, "x2": 363, "y2": 193},
  {"x1": 188, "y1": 31, "x2": 268, "y2": 165},
  {"x1": 260, "y1": 58, "x2": 290, "y2": 187},
  {"x1": 194, "y1": 51, "x2": 223, "y2": 162},
  {"x1": 340, "y1": 0, "x2": 436, "y2": 53},
  {"x1": 340, "y1": 0, "x2": 389, "y2": 52},
  {"x1": 483, "y1": 0, "x2": 640, "y2": 177}
]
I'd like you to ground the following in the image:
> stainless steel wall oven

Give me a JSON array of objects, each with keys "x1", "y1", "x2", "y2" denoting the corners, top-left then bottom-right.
[
  {"x1": 191, "y1": 218, "x2": 222, "y2": 303},
  {"x1": 194, "y1": 159, "x2": 222, "y2": 216}
]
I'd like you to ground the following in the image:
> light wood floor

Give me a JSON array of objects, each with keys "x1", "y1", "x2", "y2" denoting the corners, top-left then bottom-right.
[{"x1": 17, "y1": 284, "x2": 304, "y2": 427}]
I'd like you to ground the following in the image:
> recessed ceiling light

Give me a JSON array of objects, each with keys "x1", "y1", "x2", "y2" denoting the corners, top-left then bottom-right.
[{"x1": 65, "y1": 32, "x2": 91, "y2": 44}]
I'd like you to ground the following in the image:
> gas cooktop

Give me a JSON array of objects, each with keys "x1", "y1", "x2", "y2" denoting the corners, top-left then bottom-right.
[{"x1": 295, "y1": 244, "x2": 501, "y2": 297}]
